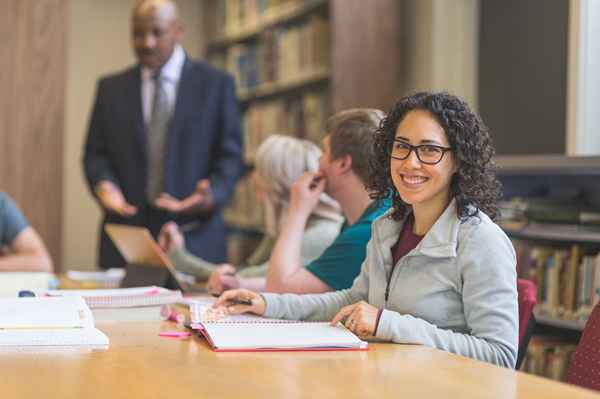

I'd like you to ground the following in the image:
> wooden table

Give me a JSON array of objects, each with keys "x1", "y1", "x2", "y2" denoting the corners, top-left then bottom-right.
[{"x1": 2, "y1": 321, "x2": 599, "y2": 399}]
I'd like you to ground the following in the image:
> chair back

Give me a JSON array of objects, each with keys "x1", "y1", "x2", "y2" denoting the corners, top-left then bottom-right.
[
  {"x1": 516, "y1": 279, "x2": 537, "y2": 369},
  {"x1": 566, "y1": 301, "x2": 600, "y2": 391}
]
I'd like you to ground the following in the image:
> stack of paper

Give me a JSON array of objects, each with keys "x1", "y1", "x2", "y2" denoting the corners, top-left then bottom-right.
[
  {"x1": 46, "y1": 286, "x2": 182, "y2": 308},
  {"x1": 0, "y1": 297, "x2": 109, "y2": 347},
  {"x1": 45, "y1": 286, "x2": 182, "y2": 322}
]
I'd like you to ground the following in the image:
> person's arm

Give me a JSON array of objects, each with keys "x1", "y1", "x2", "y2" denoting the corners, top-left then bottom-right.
[
  {"x1": 82, "y1": 79, "x2": 118, "y2": 195},
  {"x1": 0, "y1": 227, "x2": 52, "y2": 272},
  {"x1": 206, "y1": 74, "x2": 244, "y2": 211},
  {"x1": 265, "y1": 172, "x2": 325, "y2": 292},
  {"x1": 82, "y1": 80, "x2": 136, "y2": 216},
  {"x1": 374, "y1": 224, "x2": 518, "y2": 368},
  {"x1": 168, "y1": 246, "x2": 215, "y2": 280}
]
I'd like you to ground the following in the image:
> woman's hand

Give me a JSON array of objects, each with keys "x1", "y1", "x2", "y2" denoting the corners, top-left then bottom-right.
[
  {"x1": 207, "y1": 264, "x2": 239, "y2": 295},
  {"x1": 158, "y1": 222, "x2": 185, "y2": 253},
  {"x1": 330, "y1": 301, "x2": 379, "y2": 339},
  {"x1": 214, "y1": 289, "x2": 266, "y2": 316}
]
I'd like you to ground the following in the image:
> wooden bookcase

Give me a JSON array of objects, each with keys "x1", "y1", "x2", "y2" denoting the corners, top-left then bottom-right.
[
  {"x1": 496, "y1": 155, "x2": 600, "y2": 380},
  {"x1": 201, "y1": 0, "x2": 402, "y2": 234}
]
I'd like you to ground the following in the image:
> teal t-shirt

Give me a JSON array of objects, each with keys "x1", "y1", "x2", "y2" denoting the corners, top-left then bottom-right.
[
  {"x1": 0, "y1": 192, "x2": 29, "y2": 247},
  {"x1": 305, "y1": 199, "x2": 391, "y2": 290}
]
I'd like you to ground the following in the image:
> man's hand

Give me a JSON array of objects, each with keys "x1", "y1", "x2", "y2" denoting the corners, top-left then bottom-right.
[
  {"x1": 288, "y1": 172, "x2": 325, "y2": 219},
  {"x1": 95, "y1": 180, "x2": 137, "y2": 217},
  {"x1": 154, "y1": 179, "x2": 214, "y2": 214},
  {"x1": 330, "y1": 301, "x2": 379, "y2": 339},
  {"x1": 207, "y1": 264, "x2": 239, "y2": 295},
  {"x1": 158, "y1": 222, "x2": 185, "y2": 253}
]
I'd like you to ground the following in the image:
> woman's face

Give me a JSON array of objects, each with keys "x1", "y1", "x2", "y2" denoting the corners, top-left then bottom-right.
[{"x1": 390, "y1": 109, "x2": 456, "y2": 211}]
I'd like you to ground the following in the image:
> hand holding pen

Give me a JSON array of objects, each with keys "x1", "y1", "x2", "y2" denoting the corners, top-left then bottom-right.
[{"x1": 214, "y1": 289, "x2": 266, "y2": 316}]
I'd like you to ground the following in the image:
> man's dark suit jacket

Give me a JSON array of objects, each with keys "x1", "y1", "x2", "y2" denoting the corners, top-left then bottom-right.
[{"x1": 83, "y1": 57, "x2": 244, "y2": 268}]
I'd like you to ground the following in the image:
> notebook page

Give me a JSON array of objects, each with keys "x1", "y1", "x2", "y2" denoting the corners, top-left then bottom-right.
[
  {"x1": 0, "y1": 328, "x2": 109, "y2": 346},
  {"x1": 203, "y1": 322, "x2": 367, "y2": 350},
  {"x1": 0, "y1": 297, "x2": 94, "y2": 329}
]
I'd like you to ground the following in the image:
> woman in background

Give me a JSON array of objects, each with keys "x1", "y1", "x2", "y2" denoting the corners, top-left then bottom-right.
[
  {"x1": 216, "y1": 92, "x2": 518, "y2": 369},
  {"x1": 159, "y1": 134, "x2": 343, "y2": 292}
]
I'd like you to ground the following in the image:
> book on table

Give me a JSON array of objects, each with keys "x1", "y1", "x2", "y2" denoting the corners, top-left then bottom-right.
[
  {"x1": 45, "y1": 286, "x2": 182, "y2": 308},
  {"x1": 0, "y1": 296, "x2": 109, "y2": 347},
  {"x1": 45, "y1": 286, "x2": 183, "y2": 322},
  {"x1": 188, "y1": 298, "x2": 368, "y2": 352}
]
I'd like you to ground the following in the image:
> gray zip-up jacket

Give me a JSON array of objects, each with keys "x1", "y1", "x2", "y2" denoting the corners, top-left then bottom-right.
[{"x1": 262, "y1": 200, "x2": 518, "y2": 368}]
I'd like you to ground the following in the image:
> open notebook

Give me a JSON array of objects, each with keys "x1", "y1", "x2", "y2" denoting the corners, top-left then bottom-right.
[
  {"x1": 45, "y1": 286, "x2": 182, "y2": 308},
  {"x1": 188, "y1": 298, "x2": 367, "y2": 352},
  {"x1": 0, "y1": 297, "x2": 109, "y2": 347}
]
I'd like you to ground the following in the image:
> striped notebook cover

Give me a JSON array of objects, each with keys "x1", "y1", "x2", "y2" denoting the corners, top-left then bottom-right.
[{"x1": 46, "y1": 286, "x2": 182, "y2": 308}]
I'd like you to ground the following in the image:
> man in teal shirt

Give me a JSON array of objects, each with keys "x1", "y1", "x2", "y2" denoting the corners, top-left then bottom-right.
[
  {"x1": 0, "y1": 192, "x2": 53, "y2": 272},
  {"x1": 209, "y1": 108, "x2": 389, "y2": 294}
]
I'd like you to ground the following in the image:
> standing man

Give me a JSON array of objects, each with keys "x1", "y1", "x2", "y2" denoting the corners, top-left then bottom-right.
[{"x1": 83, "y1": 0, "x2": 244, "y2": 268}]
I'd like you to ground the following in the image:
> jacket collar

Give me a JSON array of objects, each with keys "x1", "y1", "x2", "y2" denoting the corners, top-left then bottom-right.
[{"x1": 376, "y1": 199, "x2": 461, "y2": 259}]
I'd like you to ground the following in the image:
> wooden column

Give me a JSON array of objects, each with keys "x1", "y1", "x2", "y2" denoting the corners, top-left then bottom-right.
[
  {"x1": 330, "y1": 0, "x2": 403, "y2": 113},
  {"x1": 0, "y1": 0, "x2": 67, "y2": 270}
]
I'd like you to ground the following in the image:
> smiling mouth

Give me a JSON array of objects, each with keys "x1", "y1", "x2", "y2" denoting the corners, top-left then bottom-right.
[{"x1": 400, "y1": 174, "x2": 428, "y2": 185}]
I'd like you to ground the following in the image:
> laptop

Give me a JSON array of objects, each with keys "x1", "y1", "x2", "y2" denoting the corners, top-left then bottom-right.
[{"x1": 104, "y1": 224, "x2": 205, "y2": 294}]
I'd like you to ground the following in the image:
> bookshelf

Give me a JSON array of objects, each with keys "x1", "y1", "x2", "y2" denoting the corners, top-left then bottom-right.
[
  {"x1": 202, "y1": 0, "x2": 402, "y2": 234},
  {"x1": 497, "y1": 156, "x2": 600, "y2": 379}
]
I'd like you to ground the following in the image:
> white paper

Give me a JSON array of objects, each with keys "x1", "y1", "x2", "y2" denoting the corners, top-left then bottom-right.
[
  {"x1": 0, "y1": 297, "x2": 94, "y2": 329},
  {"x1": 203, "y1": 322, "x2": 367, "y2": 350},
  {"x1": 0, "y1": 297, "x2": 109, "y2": 347}
]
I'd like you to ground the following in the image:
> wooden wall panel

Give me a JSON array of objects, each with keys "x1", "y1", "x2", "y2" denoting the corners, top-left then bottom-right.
[
  {"x1": 330, "y1": 0, "x2": 403, "y2": 113},
  {"x1": 0, "y1": 0, "x2": 67, "y2": 270}
]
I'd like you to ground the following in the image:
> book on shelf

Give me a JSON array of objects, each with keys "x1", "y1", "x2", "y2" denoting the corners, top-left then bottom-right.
[
  {"x1": 242, "y1": 89, "x2": 328, "y2": 163},
  {"x1": 517, "y1": 244, "x2": 600, "y2": 323},
  {"x1": 216, "y1": 13, "x2": 329, "y2": 93},
  {"x1": 215, "y1": 0, "x2": 313, "y2": 38},
  {"x1": 520, "y1": 336, "x2": 576, "y2": 381}
]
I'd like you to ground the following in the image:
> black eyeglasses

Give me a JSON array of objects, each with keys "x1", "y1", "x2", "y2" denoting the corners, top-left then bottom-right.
[{"x1": 390, "y1": 140, "x2": 452, "y2": 165}]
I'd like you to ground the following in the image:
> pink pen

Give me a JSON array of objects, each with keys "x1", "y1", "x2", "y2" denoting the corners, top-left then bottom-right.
[{"x1": 159, "y1": 331, "x2": 190, "y2": 339}]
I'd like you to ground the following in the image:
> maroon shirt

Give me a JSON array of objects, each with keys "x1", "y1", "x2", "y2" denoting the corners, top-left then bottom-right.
[{"x1": 391, "y1": 215, "x2": 424, "y2": 266}]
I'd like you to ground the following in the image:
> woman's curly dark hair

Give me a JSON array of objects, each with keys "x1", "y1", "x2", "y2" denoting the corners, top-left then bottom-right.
[{"x1": 368, "y1": 91, "x2": 502, "y2": 222}]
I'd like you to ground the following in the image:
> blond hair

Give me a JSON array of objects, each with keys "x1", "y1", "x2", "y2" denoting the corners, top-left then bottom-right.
[{"x1": 254, "y1": 135, "x2": 341, "y2": 236}]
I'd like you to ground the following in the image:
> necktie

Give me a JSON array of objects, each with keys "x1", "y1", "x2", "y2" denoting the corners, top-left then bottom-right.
[{"x1": 146, "y1": 72, "x2": 171, "y2": 203}]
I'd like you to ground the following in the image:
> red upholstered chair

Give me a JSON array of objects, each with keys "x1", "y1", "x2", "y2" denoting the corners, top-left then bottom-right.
[
  {"x1": 516, "y1": 279, "x2": 537, "y2": 369},
  {"x1": 566, "y1": 301, "x2": 600, "y2": 392}
]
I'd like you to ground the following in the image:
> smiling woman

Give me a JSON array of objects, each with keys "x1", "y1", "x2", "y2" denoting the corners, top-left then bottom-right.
[{"x1": 216, "y1": 92, "x2": 519, "y2": 369}]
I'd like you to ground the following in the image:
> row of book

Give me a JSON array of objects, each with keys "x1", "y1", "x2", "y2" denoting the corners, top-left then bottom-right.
[
  {"x1": 214, "y1": 0, "x2": 309, "y2": 38},
  {"x1": 243, "y1": 89, "x2": 328, "y2": 164},
  {"x1": 224, "y1": 174, "x2": 265, "y2": 232},
  {"x1": 210, "y1": 14, "x2": 329, "y2": 92},
  {"x1": 515, "y1": 243, "x2": 600, "y2": 320},
  {"x1": 520, "y1": 336, "x2": 576, "y2": 381}
]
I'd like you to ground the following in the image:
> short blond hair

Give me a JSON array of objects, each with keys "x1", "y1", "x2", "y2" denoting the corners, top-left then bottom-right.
[{"x1": 254, "y1": 134, "x2": 341, "y2": 235}]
